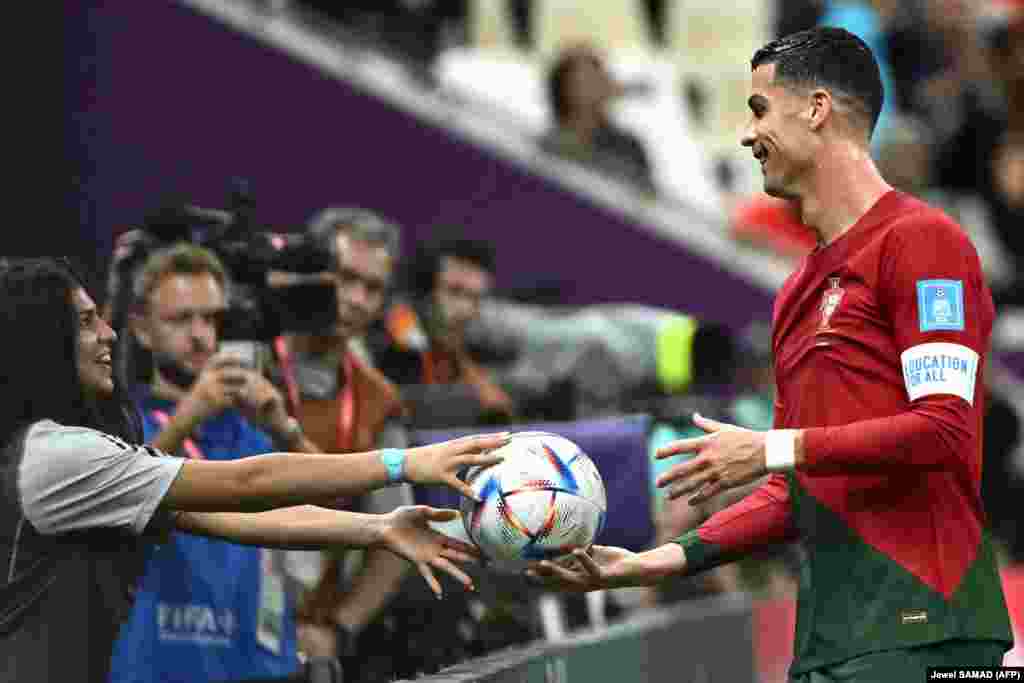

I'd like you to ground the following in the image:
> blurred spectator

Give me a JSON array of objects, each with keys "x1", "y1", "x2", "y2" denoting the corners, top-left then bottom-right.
[
  {"x1": 110, "y1": 244, "x2": 312, "y2": 683},
  {"x1": 934, "y1": 8, "x2": 1024, "y2": 308},
  {"x1": 267, "y1": 207, "x2": 420, "y2": 682},
  {"x1": 874, "y1": 113, "x2": 1016, "y2": 290},
  {"x1": 816, "y1": 1, "x2": 898, "y2": 146},
  {"x1": 538, "y1": 44, "x2": 656, "y2": 195},
  {"x1": 886, "y1": 0, "x2": 995, "y2": 137},
  {"x1": 982, "y1": 367, "x2": 1024, "y2": 563},
  {"x1": 368, "y1": 230, "x2": 516, "y2": 425},
  {"x1": 881, "y1": 1, "x2": 982, "y2": 120}
]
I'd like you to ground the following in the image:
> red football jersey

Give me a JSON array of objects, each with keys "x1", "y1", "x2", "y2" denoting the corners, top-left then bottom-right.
[{"x1": 679, "y1": 192, "x2": 1013, "y2": 673}]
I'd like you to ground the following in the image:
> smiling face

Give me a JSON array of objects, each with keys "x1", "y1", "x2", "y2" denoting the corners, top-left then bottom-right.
[
  {"x1": 740, "y1": 63, "x2": 821, "y2": 200},
  {"x1": 73, "y1": 287, "x2": 117, "y2": 400}
]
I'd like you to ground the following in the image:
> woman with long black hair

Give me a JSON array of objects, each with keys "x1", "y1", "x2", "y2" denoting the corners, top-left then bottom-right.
[{"x1": 0, "y1": 258, "x2": 507, "y2": 683}]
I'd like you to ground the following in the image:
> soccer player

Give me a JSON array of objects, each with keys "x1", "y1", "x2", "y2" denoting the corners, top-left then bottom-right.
[
  {"x1": 0, "y1": 258, "x2": 507, "y2": 683},
  {"x1": 528, "y1": 27, "x2": 1015, "y2": 680}
]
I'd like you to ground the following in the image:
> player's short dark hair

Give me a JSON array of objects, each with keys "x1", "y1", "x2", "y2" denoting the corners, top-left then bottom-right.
[
  {"x1": 409, "y1": 231, "x2": 497, "y2": 297},
  {"x1": 752, "y1": 26, "x2": 884, "y2": 137},
  {"x1": 0, "y1": 258, "x2": 141, "y2": 452}
]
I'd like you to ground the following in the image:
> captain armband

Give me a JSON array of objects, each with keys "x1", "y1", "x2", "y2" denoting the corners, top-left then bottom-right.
[{"x1": 900, "y1": 342, "x2": 979, "y2": 406}]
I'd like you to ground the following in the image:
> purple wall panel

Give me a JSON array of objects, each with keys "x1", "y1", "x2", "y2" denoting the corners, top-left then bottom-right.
[{"x1": 81, "y1": 1, "x2": 776, "y2": 328}]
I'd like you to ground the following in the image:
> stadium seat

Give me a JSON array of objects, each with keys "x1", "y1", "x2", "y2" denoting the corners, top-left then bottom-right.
[
  {"x1": 468, "y1": 0, "x2": 518, "y2": 53},
  {"x1": 667, "y1": 0, "x2": 768, "y2": 66},
  {"x1": 532, "y1": 0, "x2": 652, "y2": 58},
  {"x1": 668, "y1": 0, "x2": 769, "y2": 152}
]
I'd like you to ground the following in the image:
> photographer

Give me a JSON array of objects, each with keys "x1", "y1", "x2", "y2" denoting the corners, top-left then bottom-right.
[
  {"x1": 369, "y1": 231, "x2": 515, "y2": 424},
  {"x1": 0, "y1": 257, "x2": 507, "y2": 683},
  {"x1": 109, "y1": 243, "x2": 328, "y2": 683},
  {"x1": 271, "y1": 208, "x2": 442, "y2": 682}
]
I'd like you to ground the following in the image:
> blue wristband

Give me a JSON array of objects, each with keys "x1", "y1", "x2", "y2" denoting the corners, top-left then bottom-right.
[{"x1": 380, "y1": 448, "x2": 406, "y2": 484}]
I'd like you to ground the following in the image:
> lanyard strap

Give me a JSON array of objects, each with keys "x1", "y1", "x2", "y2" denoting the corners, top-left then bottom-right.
[
  {"x1": 273, "y1": 336, "x2": 357, "y2": 451},
  {"x1": 336, "y1": 353, "x2": 356, "y2": 451},
  {"x1": 150, "y1": 408, "x2": 206, "y2": 460},
  {"x1": 422, "y1": 349, "x2": 458, "y2": 385},
  {"x1": 273, "y1": 336, "x2": 301, "y2": 417}
]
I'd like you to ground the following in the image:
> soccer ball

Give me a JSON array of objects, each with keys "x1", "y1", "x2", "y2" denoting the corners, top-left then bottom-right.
[{"x1": 460, "y1": 431, "x2": 607, "y2": 570}]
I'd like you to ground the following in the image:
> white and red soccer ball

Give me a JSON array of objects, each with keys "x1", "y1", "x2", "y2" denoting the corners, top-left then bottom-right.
[{"x1": 460, "y1": 432, "x2": 607, "y2": 570}]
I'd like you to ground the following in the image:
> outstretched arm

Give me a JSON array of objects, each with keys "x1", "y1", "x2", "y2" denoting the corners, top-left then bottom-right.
[
  {"x1": 528, "y1": 475, "x2": 794, "y2": 591},
  {"x1": 161, "y1": 432, "x2": 508, "y2": 513},
  {"x1": 176, "y1": 505, "x2": 478, "y2": 597}
]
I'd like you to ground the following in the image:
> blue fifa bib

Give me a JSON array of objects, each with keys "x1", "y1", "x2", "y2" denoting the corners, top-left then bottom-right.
[{"x1": 109, "y1": 402, "x2": 299, "y2": 683}]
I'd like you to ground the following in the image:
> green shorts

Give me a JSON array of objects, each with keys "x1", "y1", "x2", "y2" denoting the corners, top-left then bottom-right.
[{"x1": 790, "y1": 640, "x2": 1008, "y2": 683}]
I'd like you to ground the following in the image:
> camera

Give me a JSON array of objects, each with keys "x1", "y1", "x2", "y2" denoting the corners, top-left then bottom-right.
[{"x1": 109, "y1": 178, "x2": 338, "y2": 342}]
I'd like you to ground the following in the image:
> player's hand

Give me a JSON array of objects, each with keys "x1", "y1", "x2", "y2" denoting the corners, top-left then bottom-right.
[
  {"x1": 655, "y1": 413, "x2": 767, "y2": 505},
  {"x1": 404, "y1": 432, "x2": 511, "y2": 500},
  {"x1": 178, "y1": 353, "x2": 251, "y2": 422},
  {"x1": 525, "y1": 546, "x2": 644, "y2": 592},
  {"x1": 526, "y1": 544, "x2": 688, "y2": 592},
  {"x1": 375, "y1": 506, "x2": 482, "y2": 598}
]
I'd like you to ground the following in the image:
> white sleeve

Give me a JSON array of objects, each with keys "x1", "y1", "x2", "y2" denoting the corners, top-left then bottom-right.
[{"x1": 18, "y1": 420, "x2": 185, "y2": 535}]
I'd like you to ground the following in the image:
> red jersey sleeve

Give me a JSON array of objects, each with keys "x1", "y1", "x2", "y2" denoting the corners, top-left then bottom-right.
[
  {"x1": 800, "y1": 213, "x2": 992, "y2": 476},
  {"x1": 675, "y1": 474, "x2": 796, "y2": 573}
]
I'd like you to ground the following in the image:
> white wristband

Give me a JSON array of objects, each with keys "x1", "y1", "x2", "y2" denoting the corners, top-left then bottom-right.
[{"x1": 764, "y1": 430, "x2": 797, "y2": 472}]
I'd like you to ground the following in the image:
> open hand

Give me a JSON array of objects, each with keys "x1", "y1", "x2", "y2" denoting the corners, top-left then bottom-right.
[
  {"x1": 376, "y1": 506, "x2": 482, "y2": 598},
  {"x1": 525, "y1": 546, "x2": 642, "y2": 593},
  {"x1": 655, "y1": 413, "x2": 767, "y2": 505},
  {"x1": 404, "y1": 432, "x2": 510, "y2": 500}
]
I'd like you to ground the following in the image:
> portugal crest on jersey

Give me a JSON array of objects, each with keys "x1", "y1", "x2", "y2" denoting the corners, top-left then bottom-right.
[{"x1": 819, "y1": 277, "x2": 845, "y2": 332}]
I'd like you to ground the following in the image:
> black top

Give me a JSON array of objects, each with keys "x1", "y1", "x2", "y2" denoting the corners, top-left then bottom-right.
[{"x1": 0, "y1": 420, "x2": 181, "y2": 682}]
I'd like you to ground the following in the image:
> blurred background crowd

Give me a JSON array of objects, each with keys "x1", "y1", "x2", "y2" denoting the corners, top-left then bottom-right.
[{"x1": 61, "y1": 0, "x2": 1024, "y2": 681}]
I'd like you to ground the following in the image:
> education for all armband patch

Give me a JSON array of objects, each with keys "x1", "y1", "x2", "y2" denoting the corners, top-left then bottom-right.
[
  {"x1": 901, "y1": 342, "x2": 978, "y2": 405},
  {"x1": 917, "y1": 279, "x2": 964, "y2": 332}
]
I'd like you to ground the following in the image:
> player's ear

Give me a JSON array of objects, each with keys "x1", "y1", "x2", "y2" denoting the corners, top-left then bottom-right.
[{"x1": 808, "y1": 89, "x2": 832, "y2": 131}]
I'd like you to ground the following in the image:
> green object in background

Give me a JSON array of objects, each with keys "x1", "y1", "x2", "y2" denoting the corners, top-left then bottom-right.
[
  {"x1": 648, "y1": 423, "x2": 702, "y2": 512},
  {"x1": 730, "y1": 393, "x2": 775, "y2": 432},
  {"x1": 647, "y1": 394, "x2": 775, "y2": 513},
  {"x1": 654, "y1": 315, "x2": 698, "y2": 394}
]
